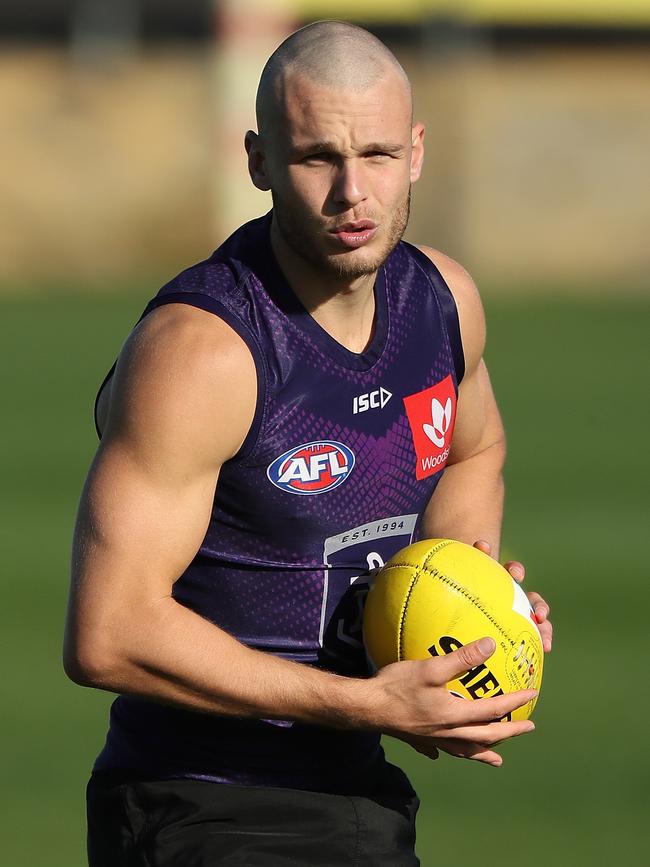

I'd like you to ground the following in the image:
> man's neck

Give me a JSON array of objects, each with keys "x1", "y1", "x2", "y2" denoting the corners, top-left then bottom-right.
[{"x1": 270, "y1": 218, "x2": 378, "y2": 354}]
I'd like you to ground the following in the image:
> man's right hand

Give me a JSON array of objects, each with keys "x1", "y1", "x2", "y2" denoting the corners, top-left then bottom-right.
[{"x1": 365, "y1": 636, "x2": 537, "y2": 767}]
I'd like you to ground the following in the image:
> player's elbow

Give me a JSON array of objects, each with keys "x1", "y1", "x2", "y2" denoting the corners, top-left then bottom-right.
[
  {"x1": 447, "y1": 430, "x2": 506, "y2": 474},
  {"x1": 490, "y1": 431, "x2": 507, "y2": 474},
  {"x1": 484, "y1": 436, "x2": 507, "y2": 497},
  {"x1": 480, "y1": 414, "x2": 507, "y2": 474},
  {"x1": 63, "y1": 643, "x2": 106, "y2": 688},
  {"x1": 62, "y1": 629, "x2": 122, "y2": 689}
]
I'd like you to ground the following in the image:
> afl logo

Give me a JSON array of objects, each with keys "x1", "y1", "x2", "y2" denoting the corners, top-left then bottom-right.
[{"x1": 267, "y1": 441, "x2": 355, "y2": 495}]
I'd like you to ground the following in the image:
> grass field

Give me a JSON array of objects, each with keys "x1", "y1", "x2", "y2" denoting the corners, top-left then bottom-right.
[{"x1": 1, "y1": 289, "x2": 648, "y2": 866}]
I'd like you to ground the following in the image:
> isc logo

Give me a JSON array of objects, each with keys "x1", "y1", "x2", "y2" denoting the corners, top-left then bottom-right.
[
  {"x1": 352, "y1": 387, "x2": 392, "y2": 415},
  {"x1": 267, "y1": 441, "x2": 355, "y2": 495}
]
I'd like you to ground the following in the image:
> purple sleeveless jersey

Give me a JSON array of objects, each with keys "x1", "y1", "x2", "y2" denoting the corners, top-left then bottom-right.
[{"x1": 92, "y1": 212, "x2": 464, "y2": 794}]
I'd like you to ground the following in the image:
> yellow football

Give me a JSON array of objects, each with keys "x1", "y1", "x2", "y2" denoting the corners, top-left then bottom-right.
[{"x1": 363, "y1": 538, "x2": 543, "y2": 720}]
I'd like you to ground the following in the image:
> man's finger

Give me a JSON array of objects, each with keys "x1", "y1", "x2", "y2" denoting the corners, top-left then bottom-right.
[
  {"x1": 439, "y1": 718, "x2": 534, "y2": 746},
  {"x1": 505, "y1": 560, "x2": 525, "y2": 583},
  {"x1": 527, "y1": 591, "x2": 550, "y2": 620},
  {"x1": 434, "y1": 737, "x2": 503, "y2": 767},
  {"x1": 538, "y1": 619, "x2": 553, "y2": 652},
  {"x1": 473, "y1": 539, "x2": 491, "y2": 556},
  {"x1": 448, "y1": 687, "x2": 539, "y2": 725},
  {"x1": 426, "y1": 636, "x2": 496, "y2": 685},
  {"x1": 541, "y1": 630, "x2": 552, "y2": 653}
]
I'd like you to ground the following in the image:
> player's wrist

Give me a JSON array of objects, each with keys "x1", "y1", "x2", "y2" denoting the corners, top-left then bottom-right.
[
  {"x1": 316, "y1": 671, "x2": 386, "y2": 732},
  {"x1": 288, "y1": 667, "x2": 380, "y2": 732}
]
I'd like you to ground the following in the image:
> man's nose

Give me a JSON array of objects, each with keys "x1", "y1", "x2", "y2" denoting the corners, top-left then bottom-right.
[{"x1": 332, "y1": 160, "x2": 367, "y2": 208}]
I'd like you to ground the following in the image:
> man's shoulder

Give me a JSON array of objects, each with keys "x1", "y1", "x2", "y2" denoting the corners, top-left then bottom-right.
[
  {"x1": 135, "y1": 302, "x2": 251, "y2": 359},
  {"x1": 100, "y1": 302, "x2": 257, "y2": 459},
  {"x1": 408, "y1": 245, "x2": 477, "y2": 305},
  {"x1": 392, "y1": 241, "x2": 477, "y2": 308}
]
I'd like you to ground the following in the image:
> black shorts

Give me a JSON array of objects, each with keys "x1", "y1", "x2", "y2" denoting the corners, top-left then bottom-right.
[{"x1": 86, "y1": 764, "x2": 419, "y2": 866}]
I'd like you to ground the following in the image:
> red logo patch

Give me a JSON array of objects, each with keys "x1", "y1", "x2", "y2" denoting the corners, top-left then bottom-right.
[{"x1": 403, "y1": 375, "x2": 457, "y2": 480}]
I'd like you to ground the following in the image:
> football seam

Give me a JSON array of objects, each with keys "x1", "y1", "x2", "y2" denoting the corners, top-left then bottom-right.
[
  {"x1": 395, "y1": 539, "x2": 454, "y2": 661},
  {"x1": 385, "y1": 540, "x2": 455, "y2": 575},
  {"x1": 426, "y1": 567, "x2": 515, "y2": 647},
  {"x1": 397, "y1": 571, "x2": 420, "y2": 662}
]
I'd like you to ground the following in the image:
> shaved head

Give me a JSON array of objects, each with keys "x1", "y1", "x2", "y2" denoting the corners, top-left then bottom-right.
[
  {"x1": 256, "y1": 21, "x2": 412, "y2": 135},
  {"x1": 245, "y1": 20, "x2": 425, "y2": 289}
]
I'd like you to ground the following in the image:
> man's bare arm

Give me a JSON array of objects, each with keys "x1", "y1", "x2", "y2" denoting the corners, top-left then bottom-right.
[{"x1": 419, "y1": 248, "x2": 506, "y2": 555}]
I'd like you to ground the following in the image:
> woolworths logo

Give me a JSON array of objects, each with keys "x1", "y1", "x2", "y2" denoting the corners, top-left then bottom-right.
[
  {"x1": 403, "y1": 374, "x2": 456, "y2": 481},
  {"x1": 422, "y1": 397, "x2": 453, "y2": 448}
]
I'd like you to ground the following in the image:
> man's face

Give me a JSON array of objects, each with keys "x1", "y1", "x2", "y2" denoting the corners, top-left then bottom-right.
[{"x1": 254, "y1": 71, "x2": 424, "y2": 280}]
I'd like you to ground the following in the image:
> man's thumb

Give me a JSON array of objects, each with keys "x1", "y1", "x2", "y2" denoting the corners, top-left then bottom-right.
[{"x1": 427, "y1": 637, "x2": 496, "y2": 685}]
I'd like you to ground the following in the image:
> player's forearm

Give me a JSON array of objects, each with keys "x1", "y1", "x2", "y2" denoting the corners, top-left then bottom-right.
[
  {"x1": 65, "y1": 594, "x2": 375, "y2": 731},
  {"x1": 421, "y1": 441, "x2": 505, "y2": 557}
]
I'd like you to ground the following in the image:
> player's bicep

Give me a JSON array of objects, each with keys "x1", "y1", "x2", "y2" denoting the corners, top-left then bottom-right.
[
  {"x1": 66, "y1": 440, "x2": 220, "y2": 683},
  {"x1": 447, "y1": 359, "x2": 505, "y2": 465},
  {"x1": 75, "y1": 433, "x2": 218, "y2": 601}
]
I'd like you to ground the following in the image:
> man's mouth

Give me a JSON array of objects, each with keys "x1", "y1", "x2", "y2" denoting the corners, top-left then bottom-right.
[{"x1": 330, "y1": 221, "x2": 378, "y2": 249}]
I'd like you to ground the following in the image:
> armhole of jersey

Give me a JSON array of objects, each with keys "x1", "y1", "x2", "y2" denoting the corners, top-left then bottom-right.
[
  {"x1": 96, "y1": 291, "x2": 267, "y2": 460},
  {"x1": 405, "y1": 243, "x2": 466, "y2": 386},
  {"x1": 94, "y1": 360, "x2": 116, "y2": 439}
]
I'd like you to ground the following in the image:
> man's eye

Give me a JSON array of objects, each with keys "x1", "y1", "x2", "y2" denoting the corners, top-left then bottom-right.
[
  {"x1": 302, "y1": 153, "x2": 330, "y2": 164},
  {"x1": 366, "y1": 151, "x2": 389, "y2": 160}
]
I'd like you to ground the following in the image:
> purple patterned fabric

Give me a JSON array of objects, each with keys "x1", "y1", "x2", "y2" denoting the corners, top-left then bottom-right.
[{"x1": 93, "y1": 212, "x2": 464, "y2": 793}]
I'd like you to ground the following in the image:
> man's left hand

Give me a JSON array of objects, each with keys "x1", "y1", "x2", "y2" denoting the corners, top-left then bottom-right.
[{"x1": 473, "y1": 540, "x2": 553, "y2": 653}]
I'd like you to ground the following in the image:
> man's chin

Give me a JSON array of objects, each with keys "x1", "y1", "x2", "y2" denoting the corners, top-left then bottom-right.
[
  {"x1": 324, "y1": 240, "x2": 397, "y2": 279},
  {"x1": 326, "y1": 251, "x2": 384, "y2": 280}
]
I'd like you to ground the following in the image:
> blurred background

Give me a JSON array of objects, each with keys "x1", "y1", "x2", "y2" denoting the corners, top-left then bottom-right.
[{"x1": 2, "y1": 2, "x2": 648, "y2": 865}]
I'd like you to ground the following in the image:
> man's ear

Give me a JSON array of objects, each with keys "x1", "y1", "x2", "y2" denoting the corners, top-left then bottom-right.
[
  {"x1": 245, "y1": 130, "x2": 271, "y2": 191},
  {"x1": 410, "y1": 122, "x2": 425, "y2": 184}
]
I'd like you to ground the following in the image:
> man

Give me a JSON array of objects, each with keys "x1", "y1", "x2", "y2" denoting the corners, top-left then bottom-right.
[{"x1": 65, "y1": 21, "x2": 552, "y2": 866}]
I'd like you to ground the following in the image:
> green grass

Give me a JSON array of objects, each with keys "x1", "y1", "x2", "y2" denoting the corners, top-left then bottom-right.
[{"x1": 1, "y1": 290, "x2": 648, "y2": 866}]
